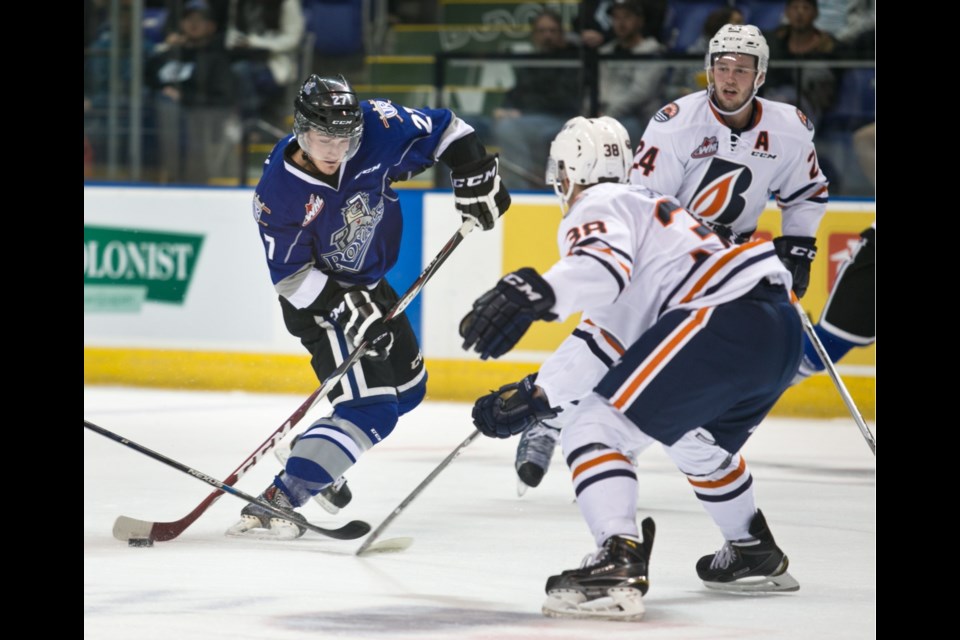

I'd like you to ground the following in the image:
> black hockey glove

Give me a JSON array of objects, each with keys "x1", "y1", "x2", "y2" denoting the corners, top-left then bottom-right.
[
  {"x1": 472, "y1": 374, "x2": 558, "y2": 439},
  {"x1": 331, "y1": 288, "x2": 394, "y2": 361},
  {"x1": 773, "y1": 236, "x2": 817, "y2": 298},
  {"x1": 460, "y1": 268, "x2": 557, "y2": 360},
  {"x1": 451, "y1": 154, "x2": 511, "y2": 231}
]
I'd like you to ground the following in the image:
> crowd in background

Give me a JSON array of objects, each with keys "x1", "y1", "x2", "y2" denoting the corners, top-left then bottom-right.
[{"x1": 84, "y1": 0, "x2": 875, "y2": 193}]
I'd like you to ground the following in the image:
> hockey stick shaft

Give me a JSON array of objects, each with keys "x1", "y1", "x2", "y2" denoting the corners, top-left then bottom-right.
[
  {"x1": 794, "y1": 302, "x2": 876, "y2": 456},
  {"x1": 356, "y1": 429, "x2": 481, "y2": 556},
  {"x1": 85, "y1": 420, "x2": 371, "y2": 539},
  {"x1": 113, "y1": 219, "x2": 478, "y2": 542}
]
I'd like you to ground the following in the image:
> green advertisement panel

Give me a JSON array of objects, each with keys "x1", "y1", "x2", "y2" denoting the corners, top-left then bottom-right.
[{"x1": 84, "y1": 226, "x2": 204, "y2": 313}]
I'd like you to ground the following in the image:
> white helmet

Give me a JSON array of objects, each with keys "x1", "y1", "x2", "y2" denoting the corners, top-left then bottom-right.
[
  {"x1": 546, "y1": 116, "x2": 632, "y2": 209},
  {"x1": 705, "y1": 24, "x2": 769, "y2": 116},
  {"x1": 706, "y1": 24, "x2": 769, "y2": 73}
]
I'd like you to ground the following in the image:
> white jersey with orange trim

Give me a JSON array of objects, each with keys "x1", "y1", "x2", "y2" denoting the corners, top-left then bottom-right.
[
  {"x1": 629, "y1": 92, "x2": 828, "y2": 241},
  {"x1": 541, "y1": 183, "x2": 791, "y2": 360}
]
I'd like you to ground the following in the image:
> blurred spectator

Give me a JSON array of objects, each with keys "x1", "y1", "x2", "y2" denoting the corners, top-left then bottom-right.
[
  {"x1": 84, "y1": 1, "x2": 157, "y2": 170},
  {"x1": 852, "y1": 122, "x2": 875, "y2": 189},
  {"x1": 148, "y1": 0, "x2": 237, "y2": 183},
  {"x1": 162, "y1": 0, "x2": 230, "y2": 43},
  {"x1": 226, "y1": 0, "x2": 305, "y2": 122},
  {"x1": 574, "y1": 0, "x2": 613, "y2": 49},
  {"x1": 639, "y1": 0, "x2": 667, "y2": 41},
  {"x1": 814, "y1": 0, "x2": 874, "y2": 44},
  {"x1": 767, "y1": 0, "x2": 837, "y2": 57},
  {"x1": 763, "y1": 0, "x2": 838, "y2": 122},
  {"x1": 598, "y1": 0, "x2": 664, "y2": 142},
  {"x1": 493, "y1": 10, "x2": 581, "y2": 190}
]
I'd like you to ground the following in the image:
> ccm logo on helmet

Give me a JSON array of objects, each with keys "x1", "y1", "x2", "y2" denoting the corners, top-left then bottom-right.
[{"x1": 451, "y1": 166, "x2": 497, "y2": 188}]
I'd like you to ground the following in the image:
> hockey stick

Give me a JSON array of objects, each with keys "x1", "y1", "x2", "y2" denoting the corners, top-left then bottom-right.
[
  {"x1": 112, "y1": 219, "x2": 479, "y2": 542},
  {"x1": 85, "y1": 420, "x2": 371, "y2": 540},
  {"x1": 356, "y1": 429, "x2": 481, "y2": 556},
  {"x1": 794, "y1": 302, "x2": 876, "y2": 456}
]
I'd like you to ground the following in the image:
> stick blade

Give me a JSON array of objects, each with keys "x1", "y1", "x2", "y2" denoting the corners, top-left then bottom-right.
[
  {"x1": 112, "y1": 516, "x2": 153, "y2": 542},
  {"x1": 356, "y1": 536, "x2": 413, "y2": 556}
]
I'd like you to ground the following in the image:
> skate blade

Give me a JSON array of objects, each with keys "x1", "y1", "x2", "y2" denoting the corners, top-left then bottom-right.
[
  {"x1": 275, "y1": 445, "x2": 341, "y2": 515},
  {"x1": 517, "y1": 477, "x2": 529, "y2": 498},
  {"x1": 225, "y1": 516, "x2": 302, "y2": 541},
  {"x1": 703, "y1": 570, "x2": 800, "y2": 594},
  {"x1": 542, "y1": 587, "x2": 645, "y2": 621}
]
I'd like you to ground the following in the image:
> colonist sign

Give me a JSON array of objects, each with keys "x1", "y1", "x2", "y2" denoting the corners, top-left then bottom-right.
[{"x1": 83, "y1": 226, "x2": 204, "y2": 312}]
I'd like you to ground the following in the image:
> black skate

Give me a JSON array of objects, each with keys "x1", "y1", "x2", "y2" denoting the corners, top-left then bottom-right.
[
  {"x1": 542, "y1": 518, "x2": 655, "y2": 621},
  {"x1": 697, "y1": 509, "x2": 799, "y2": 593},
  {"x1": 275, "y1": 434, "x2": 352, "y2": 514},
  {"x1": 515, "y1": 421, "x2": 560, "y2": 495},
  {"x1": 225, "y1": 483, "x2": 307, "y2": 540}
]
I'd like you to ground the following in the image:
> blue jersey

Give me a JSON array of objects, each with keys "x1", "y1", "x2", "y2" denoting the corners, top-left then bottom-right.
[{"x1": 252, "y1": 100, "x2": 469, "y2": 309}]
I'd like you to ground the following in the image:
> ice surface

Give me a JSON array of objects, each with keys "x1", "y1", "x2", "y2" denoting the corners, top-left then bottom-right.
[{"x1": 85, "y1": 387, "x2": 875, "y2": 639}]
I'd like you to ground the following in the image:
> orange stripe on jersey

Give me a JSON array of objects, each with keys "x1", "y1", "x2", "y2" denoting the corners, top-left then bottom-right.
[
  {"x1": 679, "y1": 240, "x2": 766, "y2": 303},
  {"x1": 687, "y1": 455, "x2": 747, "y2": 488},
  {"x1": 572, "y1": 452, "x2": 632, "y2": 481},
  {"x1": 575, "y1": 245, "x2": 633, "y2": 276},
  {"x1": 611, "y1": 307, "x2": 710, "y2": 409},
  {"x1": 585, "y1": 319, "x2": 627, "y2": 355}
]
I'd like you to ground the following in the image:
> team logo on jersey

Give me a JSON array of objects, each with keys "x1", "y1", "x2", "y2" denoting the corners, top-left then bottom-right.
[
  {"x1": 796, "y1": 108, "x2": 814, "y2": 131},
  {"x1": 369, "y1": 99, "x2": 403, "y2": 128},
  {"x1": 691, "y1": 136, "x2": 719, "y2": 158},
  {"x1": 321, "y1": 192, "x2": 384, "y2": 272},
  {"x1": 302, "y1": 194, "x2": 324, "y2": 227},
  {"x1": 687, "y1": 158, "x2": 753, "y2": 224},
  {"x1": 252, "y1": 193, "x2": 271, "y2": 227},
  {"x1": 653, "y1": 102, "x2": 679, "y2": 123}
]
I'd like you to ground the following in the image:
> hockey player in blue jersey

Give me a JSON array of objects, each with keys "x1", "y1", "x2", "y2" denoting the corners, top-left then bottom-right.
[{"x1": 228, "y1": 74, "x2": 510, "y2": 538}]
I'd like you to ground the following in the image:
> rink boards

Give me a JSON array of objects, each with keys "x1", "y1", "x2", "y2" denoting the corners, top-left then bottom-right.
[{"x1": 84, "y1": 186, "x2": 875, "y2": 419}]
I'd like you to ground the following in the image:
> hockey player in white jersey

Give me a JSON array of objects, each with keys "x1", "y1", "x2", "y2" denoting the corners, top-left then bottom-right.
[
  {"x1": 513, "y1": 24, "x2": 828, "y2": 489},
  {"x1": 630, "y1": 24, "x2": 826, "y2": 295},
  {"x1": 461, "y1": 117, "x2": 802, "y2": 620}
]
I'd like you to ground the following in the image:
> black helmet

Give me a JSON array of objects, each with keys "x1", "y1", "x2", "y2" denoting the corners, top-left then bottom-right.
[{"x1": 293, "y1": 74, "x2": 364, "y2": 161}]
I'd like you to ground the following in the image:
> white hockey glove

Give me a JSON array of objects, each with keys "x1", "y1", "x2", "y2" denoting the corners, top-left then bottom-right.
[
  {"x1": 331, "y1": 288, "x2": 394, "y2": 361},
  {"x1": 451, "y1": 154, "x2": 511, "y2": 231}
]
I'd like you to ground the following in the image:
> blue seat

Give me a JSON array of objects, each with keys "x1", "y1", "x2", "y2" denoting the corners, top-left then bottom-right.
[
  {"x1": 740, "y1": 1, "x2": 784, "y2": 33},
  {"x1": 303, "y1": 0, "x2": 364, "y2": 56},
  {"x1": 820, "y1": 68, "x2": 875, "y2": 132},
  {"x1": 662, "y1": 1, "x2": 727, "y2": 52}
]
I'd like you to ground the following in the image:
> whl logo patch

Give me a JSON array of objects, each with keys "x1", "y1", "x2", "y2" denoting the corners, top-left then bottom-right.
[{"x1": 84, "y1": 226, "x2": 204, "y2": 313}]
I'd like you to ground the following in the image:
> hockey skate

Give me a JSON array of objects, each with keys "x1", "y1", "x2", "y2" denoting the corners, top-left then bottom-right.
[
  {"x1": 225, "y1": 483, "x2": 307, "y2": 540},
  {"x1": 542, "y1": 518, "x2": 655, "y2": 621},
  {"x1": 515, "y1": 421, "x2": 560, "y2": 496},
  {"x1": 697, "y1": 510, "x2": 799, "y2": 593},
  {"x1": 275, "y1": 436, "x2": 352, "y2": 514}
]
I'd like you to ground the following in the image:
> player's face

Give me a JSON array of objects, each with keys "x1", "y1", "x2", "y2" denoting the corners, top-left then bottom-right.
[
  {"x1": 300, "y1": 130, "x2": 354, "y2": 173},
  {"x1": 711, "y1": 53, "x2": 760, "y2": 112}
]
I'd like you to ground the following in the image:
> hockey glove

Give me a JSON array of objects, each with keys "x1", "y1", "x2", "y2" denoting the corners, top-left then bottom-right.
[
  {"x1": 773, "y1": 236, "x2": 817, "y2": 298},
  {"x1": 451, "y1": 154, "x2": 511, "y2": 231},
  {"x1": 472, "y1": 374, "x2": 558, "y2": 439},
  {"x1": 460, "y1": 267, "x2": 557, "y2": 360},
  {"x1": 331, "y1": 288, "x2": 394, "y2": 361}
]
